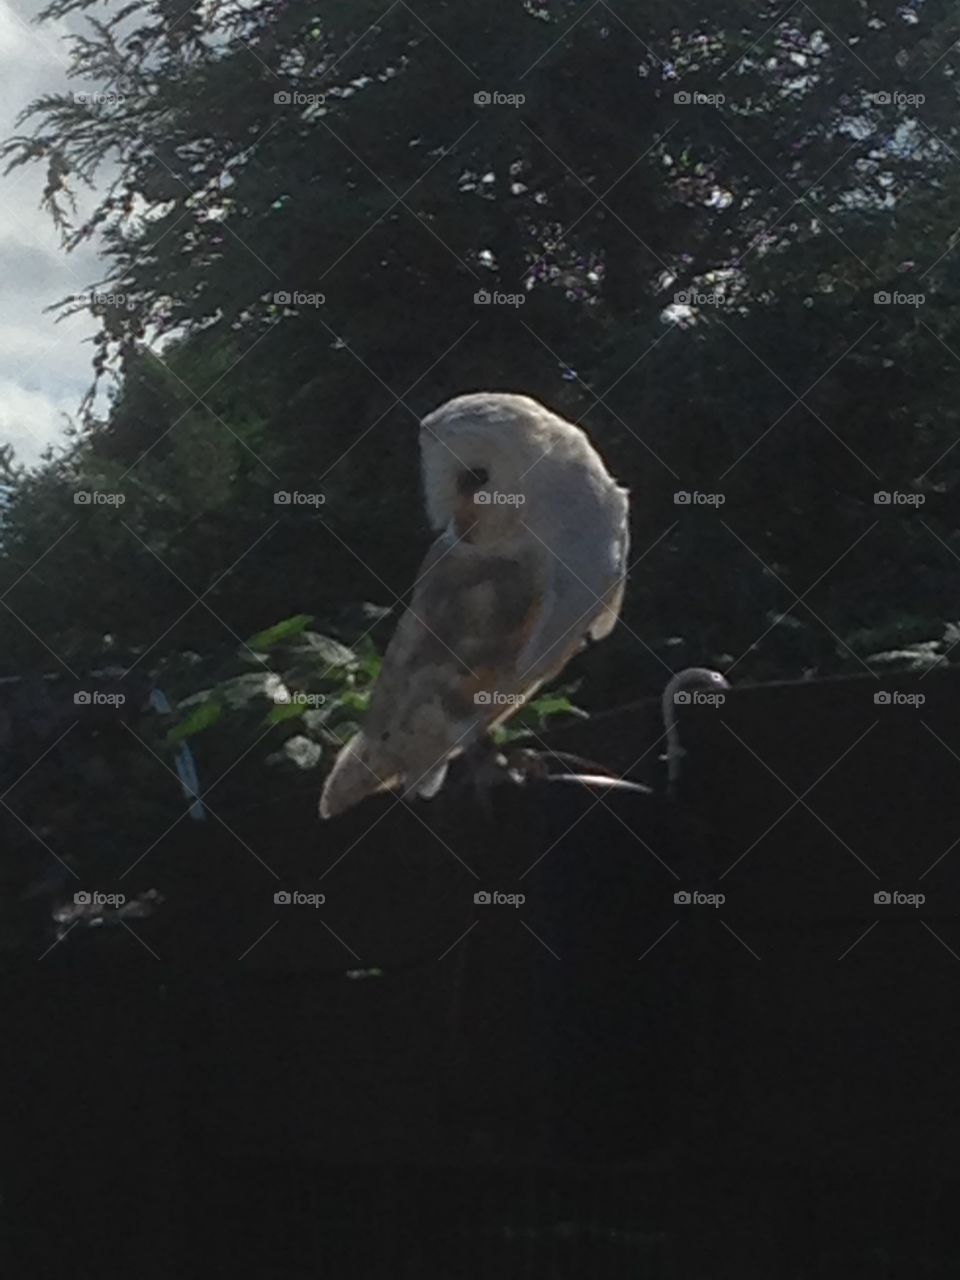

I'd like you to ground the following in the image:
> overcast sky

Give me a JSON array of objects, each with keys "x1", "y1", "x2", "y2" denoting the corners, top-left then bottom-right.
[{"x1": 0, "y1": 0, "x2": 107, "y2": 468}]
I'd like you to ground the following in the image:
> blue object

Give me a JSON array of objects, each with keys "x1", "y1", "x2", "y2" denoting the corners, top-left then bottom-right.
[{"x1": 149, "y1": 688, "x2": 207, "y2": 821}]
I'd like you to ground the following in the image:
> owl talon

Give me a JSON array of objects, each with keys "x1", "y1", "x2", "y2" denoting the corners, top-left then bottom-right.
[{"x1": 503, "y1": 746, "x2": 616, "y2": 780}]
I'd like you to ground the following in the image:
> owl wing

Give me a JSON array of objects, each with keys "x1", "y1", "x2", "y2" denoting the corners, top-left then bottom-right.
[
  {"x1": 514, "y1": 484, "x2": 630, "y2": 686},
  {"x1": 319, "y1": 530, "x2": 551, "y2": 817},
  {"x1": 588, "y1": 493, "x2": 630, "y2": 641}
]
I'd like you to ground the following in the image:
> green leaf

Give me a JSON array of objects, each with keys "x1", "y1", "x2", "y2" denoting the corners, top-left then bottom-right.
[
  {"x1": 336, "y1": 687, "x2": 371, "y2": 712},
  {"x1": 355, "y1": 655, "x2": 382, "y2": 681},
  {"x1": 167, "y1": 699, "x2": 222, "y2": 743},
  {"x1": 265, "y1": 700, "x2": 307, "y2": 725},
  {"x1": 491, "y1": 721, "x2": 532, "y2": 746},
  {"x1": 247, "y1": 614, "x2": 313, "y2": 650},
  {"x1": 528, "y1": 694, "x2": 587, "y2": 719}
]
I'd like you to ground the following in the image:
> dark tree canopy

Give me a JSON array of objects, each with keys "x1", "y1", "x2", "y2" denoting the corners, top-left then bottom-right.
[{"x1": 1, "y1": 0, "x2": 958, "y2": 706}]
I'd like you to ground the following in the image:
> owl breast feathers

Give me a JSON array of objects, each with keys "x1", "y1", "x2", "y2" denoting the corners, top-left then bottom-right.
[{"x1": 319, "y1": 391, "x2": 630, "y2": 819}]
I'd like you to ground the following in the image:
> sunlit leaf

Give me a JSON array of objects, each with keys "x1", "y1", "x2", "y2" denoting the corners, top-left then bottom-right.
[
  {"x1": 265, "y1": 700, "x2": 307, "y2": 725},
  {"x1": 337, "y1": 688, "x2": 371, "y2": 712},
  {"x1": 247, "y1": 614, "x2": 313, "y2": 650},
  {"x1": 167, "y1": 699, "x2": 222, "y2": 743}
]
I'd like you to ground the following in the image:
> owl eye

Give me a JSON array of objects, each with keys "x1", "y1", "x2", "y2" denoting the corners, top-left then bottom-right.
[{"x1": 458, "y1": 466, "x2": 489, "y2": 493}]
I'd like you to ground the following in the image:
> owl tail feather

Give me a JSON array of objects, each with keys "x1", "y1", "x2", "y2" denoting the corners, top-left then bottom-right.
[{"x1": 319, "y1": 733, "x2": 394, "y2": 820}]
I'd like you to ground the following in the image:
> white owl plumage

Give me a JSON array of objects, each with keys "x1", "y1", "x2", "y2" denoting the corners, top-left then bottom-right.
[{"x1": 319, "y1": 392, "x2": 630, "y2": 819}]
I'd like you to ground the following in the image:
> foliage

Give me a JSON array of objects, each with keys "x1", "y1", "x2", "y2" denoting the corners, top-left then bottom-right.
[
  {"x1": 1, "y1": 0, "x2": 958, "y2": 721},
  {"x1": 158, "y1": 613, "x2": 587, "y2": 777}
]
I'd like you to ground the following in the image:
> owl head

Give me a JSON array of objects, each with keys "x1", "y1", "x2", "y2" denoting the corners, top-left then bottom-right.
[{"x1": 419, "y1": 392, "x2": 593, "y2": 537}]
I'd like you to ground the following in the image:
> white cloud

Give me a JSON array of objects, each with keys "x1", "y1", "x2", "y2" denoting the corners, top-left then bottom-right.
[
  {"x1": 0, "y1": 0, "x2": 107, "y2": 467},
  {"x1": 0, "y1": 376, "x2": 80, "y2": 463}
]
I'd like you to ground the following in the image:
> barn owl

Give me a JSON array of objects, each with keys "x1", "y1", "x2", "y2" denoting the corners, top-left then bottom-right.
[{"x1": 319, "y1": 392, "x2": 630, "y2": 819}]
